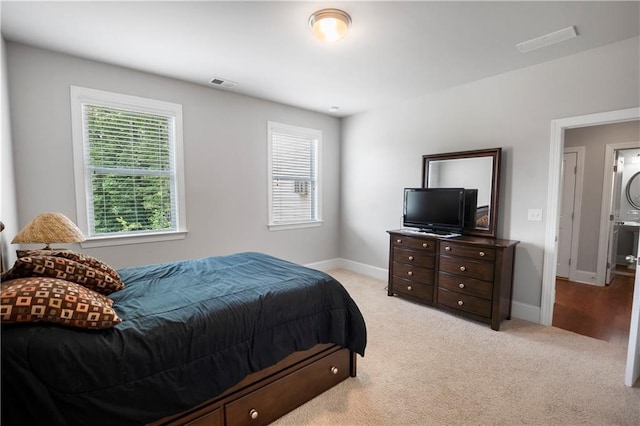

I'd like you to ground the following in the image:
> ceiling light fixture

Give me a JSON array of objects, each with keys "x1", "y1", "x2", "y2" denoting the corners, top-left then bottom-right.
[{"x1": 309, "y1": 9, "x2": 351, "y2": 43}]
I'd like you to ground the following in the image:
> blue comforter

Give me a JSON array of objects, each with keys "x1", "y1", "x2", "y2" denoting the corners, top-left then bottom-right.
[{"x1": 1, "y1": 252, "x2": 367, "y2": 425}]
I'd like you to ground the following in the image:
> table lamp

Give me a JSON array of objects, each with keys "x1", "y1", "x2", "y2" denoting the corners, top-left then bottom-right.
[{"x1": 12, "y1": 212, "x2": 85, "y2": 249}]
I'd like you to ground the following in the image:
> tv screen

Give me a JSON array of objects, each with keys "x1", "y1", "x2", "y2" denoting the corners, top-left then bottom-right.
[{"x1": 403, "y1": 188, "x2": 465, "y2": 234}]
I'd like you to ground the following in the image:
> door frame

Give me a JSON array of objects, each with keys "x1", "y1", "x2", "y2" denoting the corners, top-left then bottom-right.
[
  {"x1": 541, "y1": 107, "x2": 640, "y2": 326},
  {"x1": 541, "y1": 107, "x2": 640, "y2": 387}
]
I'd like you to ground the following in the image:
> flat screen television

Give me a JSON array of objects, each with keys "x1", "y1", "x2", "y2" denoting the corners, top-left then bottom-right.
[{"x1": 403, "y1": 187, "x2": 465, "y2": 234}]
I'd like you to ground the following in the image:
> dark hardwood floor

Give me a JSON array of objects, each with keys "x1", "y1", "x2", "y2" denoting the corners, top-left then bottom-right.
[{"x1": 553, "y1": 271, "x2": 635, "y2": 348}]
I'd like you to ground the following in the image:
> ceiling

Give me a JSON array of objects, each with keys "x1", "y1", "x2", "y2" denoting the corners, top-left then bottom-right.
[{"x1": 1, "y1": 1, "x2": 639, "y2": 117}]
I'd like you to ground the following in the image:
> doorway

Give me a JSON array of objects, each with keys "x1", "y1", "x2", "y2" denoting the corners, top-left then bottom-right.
[
  {"x1": 553, "y1": 142, "x2": 637, "y2": 346},
  {"x1": 540, "y1": 107, "x2": 640, "y2": 386}
]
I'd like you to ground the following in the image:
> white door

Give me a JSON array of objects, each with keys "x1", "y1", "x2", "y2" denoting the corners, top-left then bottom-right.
[
  {"x1": 606, "y1": 155, "x2": 624, "y2": 284},
  {"x1": 625, "y1": 238, "x2": 640, "y2": 386},
  {"x1": 557, "y1": 152, "x2": 577, "y2": 278}
]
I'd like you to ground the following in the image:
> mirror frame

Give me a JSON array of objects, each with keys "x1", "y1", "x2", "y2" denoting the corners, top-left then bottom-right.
[{"x1": 422, "y1": 147, "x2": 502, "y2": 238}]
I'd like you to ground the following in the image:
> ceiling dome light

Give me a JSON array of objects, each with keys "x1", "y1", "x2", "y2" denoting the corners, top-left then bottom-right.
[{"x1": 309, "y1": 9, "x2": 351, "y2": 43}]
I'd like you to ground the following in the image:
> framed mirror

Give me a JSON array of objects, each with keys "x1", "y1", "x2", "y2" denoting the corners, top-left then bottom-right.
[{"x1": 422, "y1": 148, "x2": 501, "y2": 238}]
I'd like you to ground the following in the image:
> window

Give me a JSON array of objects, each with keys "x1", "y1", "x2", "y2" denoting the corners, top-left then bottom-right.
[
  {"x1": 70, "y1": 86, "x2": 186, "y2": 247},
  {"x1": 267, "y1": 121, "x2": 322, "y2": 230}
]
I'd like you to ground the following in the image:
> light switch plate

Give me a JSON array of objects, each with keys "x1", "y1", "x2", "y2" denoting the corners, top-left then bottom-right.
[{"x1": 528, "y1": 209, "x2": 543, "y2": 222}]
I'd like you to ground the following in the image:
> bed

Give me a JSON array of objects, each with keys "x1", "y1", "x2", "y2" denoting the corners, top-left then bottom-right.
[{"x1": 1, "y1": 251, "x2": 367, "y2": 425}]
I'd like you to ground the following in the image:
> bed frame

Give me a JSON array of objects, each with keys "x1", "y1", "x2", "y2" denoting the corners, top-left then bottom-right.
[{"x1": 150, "y1": 343, "x2": 357, "y2": 426}]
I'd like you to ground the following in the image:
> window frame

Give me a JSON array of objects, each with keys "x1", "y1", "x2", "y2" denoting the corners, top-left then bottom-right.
[
  {"x1": 267, "y1": 121, "x2": 323, "y2": 231},
  {"x1": 70, "y1": 86, "x2": 187, "y2": 247}
]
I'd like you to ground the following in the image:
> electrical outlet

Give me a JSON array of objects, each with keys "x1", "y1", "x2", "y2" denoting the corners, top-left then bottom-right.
[{"x1": 528, "y1": 209, "x2": 543, "y2": 222}]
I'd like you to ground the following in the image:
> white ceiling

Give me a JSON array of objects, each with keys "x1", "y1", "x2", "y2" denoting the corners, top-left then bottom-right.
[{"x1": 1, "y1": 1, "x2": 639, "y2": 117}]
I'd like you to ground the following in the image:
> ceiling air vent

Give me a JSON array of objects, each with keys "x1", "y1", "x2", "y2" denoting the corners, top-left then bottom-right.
[
  {"x1": 210, "y1": 77, "x2": 238, "y2": 88},
  {"x1": 516, "y1": 26, "x2": 577, "y2": 53}
]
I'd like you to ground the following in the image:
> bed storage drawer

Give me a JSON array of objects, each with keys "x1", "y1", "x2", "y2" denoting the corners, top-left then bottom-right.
[
  {"x1": 185, "y1": 408, "x2": 222, "y2": 426},
  {"x1": 224, "y1": 348, "x2": 351, "y2": 425}
]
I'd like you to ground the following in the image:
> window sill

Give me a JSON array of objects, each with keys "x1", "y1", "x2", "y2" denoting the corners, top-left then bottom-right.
[
  {"x1": 80, "y1": 230, "x2": 187, "y2": 248},
  {"x1": 268, "y1": 221, "x2": 323, "y2": 231}
]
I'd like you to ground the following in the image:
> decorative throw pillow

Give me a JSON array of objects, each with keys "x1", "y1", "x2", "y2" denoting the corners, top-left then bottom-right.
[
  {"x1": 11, "y1": 256, "x2": 124, "y2": 295},
  {"x1": 0, "y1": 277, "x2": 121, "y2": 329},
  {"x1": 16, "y1": 249, "x2": 122, "y2": 283}
]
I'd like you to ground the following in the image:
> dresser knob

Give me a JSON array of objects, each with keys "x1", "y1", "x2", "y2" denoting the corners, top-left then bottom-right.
[
  {"x1": 445, "y1": 246, "x2": 451, "y2": 251},
  {"x1": 458, "y1": 300, "x2": 464, "y2": 306},
  {"x1": 397, "y1": 239, "x2": 402, "y2": 243},
  {"x1": 408, "y1": 256, "x2": 414, "y2": 261},
  {"x1": 330, "y1": 366, "x2": 339, "y2": 375},
  {"x1": 459, "y1": 283, "x2": 465, "y2": 289},
  {"x1": 479, "y1": 251, "x2": 485, "y2": 257},
  {"x1": 407, "y1": 285, "x2": 413, "y2": 291},
  {"x1": 249, "y1": 409, "x2": 259, "y2": 420},
  {"x1": 407, "y1": 271, "x2": 413, "y2": 276},
  {"x1": 422, "y1": 243, "x2": 428, "y2": 248},
  {"x1": 460, "y1": 266, "x2": 466, "y2": 272}
]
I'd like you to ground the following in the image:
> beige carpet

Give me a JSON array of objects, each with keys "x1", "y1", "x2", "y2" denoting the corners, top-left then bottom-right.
[{"x1": 273, "y1": 269, "x2": 640, "y2": 426}]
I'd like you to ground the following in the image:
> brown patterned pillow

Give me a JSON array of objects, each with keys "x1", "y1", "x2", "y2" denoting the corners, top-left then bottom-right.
[
  {"x1": 16, "y1": 249, "x2": 122, "y2": 283},
  {"x1": 11, "y1": 256, "x2": 124, "y2": 295},
  {"x1": 1, "y1": 277, "x2": 121, "y2": 329}
]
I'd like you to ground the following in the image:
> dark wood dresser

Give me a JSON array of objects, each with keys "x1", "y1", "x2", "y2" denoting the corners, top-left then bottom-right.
[{"x1": 388, "y1": 230, "x2": 519, "y2": 330}]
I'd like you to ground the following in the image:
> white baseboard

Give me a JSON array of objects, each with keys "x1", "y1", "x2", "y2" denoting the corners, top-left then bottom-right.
[
  {"x1": 511, "y1": 300, "x2": 540, "y2": 324},
  {"x1": 308, "y1": 257, "x2": 543, "y2": 325},
  {"x1": 306, "y1": 257, "x2": 388, "y2": 281},
  {"x1": 570, "y1": 269, "x2": 600, "y2": 286}
]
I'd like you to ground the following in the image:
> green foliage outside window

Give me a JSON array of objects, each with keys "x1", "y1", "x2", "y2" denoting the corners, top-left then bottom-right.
[{"x1": 86, "y1": 105, "x2": 175, "y2": 235}]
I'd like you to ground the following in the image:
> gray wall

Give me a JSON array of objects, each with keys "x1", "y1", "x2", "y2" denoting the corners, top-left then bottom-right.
[
  {"x1": 1, "y1": 37, "x2": 18, "y2": 269},
  {"x1": 565, "y1": 121, "x2": 640, "y2": 272},
  {"x1": 5, "y1": 42, "x2": 341, "y2": 269},
  {"x1": 340, "y1": 36, "x2": 640, "y2": 313}
]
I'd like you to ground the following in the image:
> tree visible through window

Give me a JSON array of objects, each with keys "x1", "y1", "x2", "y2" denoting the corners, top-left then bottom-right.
[
  {"x1": 86, "y1": 105, "x2": 174, "y2": 234},
  {"x1": 71, "y1": 86, "x2": 186, "y2": 244}
]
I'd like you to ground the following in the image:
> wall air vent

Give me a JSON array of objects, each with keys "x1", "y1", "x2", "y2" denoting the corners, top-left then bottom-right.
[
  {"x1": 210, "y1": 77, "x2": 238, "y2": 88},
  {"x1": 516, "y1": 26, "x2": 577, "y2": 53}
]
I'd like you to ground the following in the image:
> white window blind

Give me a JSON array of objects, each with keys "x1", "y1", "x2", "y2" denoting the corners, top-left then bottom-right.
[
  {"x1": 268, "y1": 122, "x2": 322, "y2": 229},
  {"x1": 83, "y1": 105, "x2": 176, "y2": 235},
  {"x1": 71, "y1": 86, "x2": 186, "y2": 246}
]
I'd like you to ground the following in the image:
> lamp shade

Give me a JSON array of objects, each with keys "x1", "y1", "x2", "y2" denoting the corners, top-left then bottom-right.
[
  {"x1": 309, "y1": 9, "x2": 351, "y2": 43},
  {"x1": 12, "y1": 213, "x2": 85, "y2": 249}
]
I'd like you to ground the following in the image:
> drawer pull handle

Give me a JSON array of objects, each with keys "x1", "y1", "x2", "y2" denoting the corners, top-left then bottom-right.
[
  {"x1": 249, "y1": 409, "x2": 259, "y2": 420},
  {"x1": 407, "y1": 271, "x2": 413, "y2": 276},
  {"x1": 408, "y1": 256, "x2": 414, "y2": 261},
  {"x1": 397, "y1": 239, "x2": 402, "y2": 243},
  {"x1": 479, "y1": 251, "x2": 485, "y2": 257},
  {"x1": 458, "y1": 300, "x2": 464, "y2": 306},
  {"x1": 330, "y1": 366, "x2": 339, "y2": 375},
  {"x1": 459, "y1": 283, "x2": 465, "y2": 289},
  {"x1": 460, "y1": 266, "x2": 466, "y2": 272},
  {"x1": 422, "y1": 243, "x2": 429, "y2": 248},
  {"x1": 445, "y1": 246, "x2": 451, "y2": 251},
  {"x1": 407, "y1": 285, "x2": 413, "y2": 291}
]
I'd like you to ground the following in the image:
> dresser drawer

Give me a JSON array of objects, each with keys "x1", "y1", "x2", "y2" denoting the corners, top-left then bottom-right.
[
  {"x1": 392, "y1": 235, "x2": 436, "y2": 252},
  {"x1": 438, "y1": 271, "x2": 493, "y2": 300},
  {"x1": 391, "y1": 276, "x2": 433, "y2": 301},
  {"x1": 437, "y1": 288, "x2": 491, "y2": 318},
  {"x1": 438, "y1": 256, "x2": 494, "y2": 282},
  {"x1": 392, "y1": 262, "x2": 435, "y2": 284},
  {"x1": 225, "y1": 348, "x2": 350, "y2": 425},
  {"x1": 440, "y1": 242, "x2": 496, "y2": 261},
  {"x1": 393, "y1": 248, "x2": 435, "y2": 269},
  {"x1": 185, "y1": 408, "x2": 222, "y2": 426}
]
